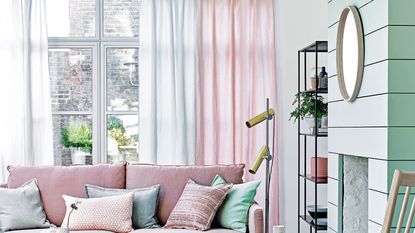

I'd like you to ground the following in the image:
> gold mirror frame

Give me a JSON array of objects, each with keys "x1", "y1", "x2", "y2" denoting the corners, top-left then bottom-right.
[{"x1": 336, "y1": 6, "x2": 365, "y2": 102}]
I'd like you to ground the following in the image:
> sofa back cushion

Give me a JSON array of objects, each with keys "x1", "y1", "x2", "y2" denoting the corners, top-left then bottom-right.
[
  {"x1": 7, "y1": 163, "x2": 126, "y2": 226},
  {"x1": 126, "y1": 164, "x2": 245, "y2": 225}
]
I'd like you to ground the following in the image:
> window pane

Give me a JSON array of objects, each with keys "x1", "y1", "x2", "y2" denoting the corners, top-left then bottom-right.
[
  {"x1": 103, "y1": 0, "x2": 140, "y2": 37},
  {"x1": 46, "y1": 0, "x2": 96, "y2": 37},
  {"x1": 49, "y1": 48, "x2": 93, "y2": 112},
  {"x1": 107, "y1": 115, "x2": 138, "y2": 163},
  {"x1": 106, "y1": 48, "x2": 139, "y2": 111},
  {"x1": 53, "y1": 115, "x2": 93, "y2": 166}
]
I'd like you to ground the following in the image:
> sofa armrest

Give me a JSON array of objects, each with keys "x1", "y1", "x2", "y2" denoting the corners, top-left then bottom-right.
[
  {"x1": 0, "y1": 183, "x2": 7, "y2": 188},
  {"x1": 248, "y1": 203, "x2": 264, "y2": 233}
]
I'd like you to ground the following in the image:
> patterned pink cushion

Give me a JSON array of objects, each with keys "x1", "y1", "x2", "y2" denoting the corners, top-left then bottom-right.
[
  {"x1": 126, "y1": 164, "x2": 244, "y2": 225},
  {"x1": 164, "y1": 180, "x2": 232, "y2": 231},
  {"x1": 61, "y1": 193, "x2": 134, "y2": 233}
]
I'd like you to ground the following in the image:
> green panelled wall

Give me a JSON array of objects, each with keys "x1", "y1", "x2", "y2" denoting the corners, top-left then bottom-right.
[{"x1": 328, "y1": 0, "x2": 415, "y2": 232}]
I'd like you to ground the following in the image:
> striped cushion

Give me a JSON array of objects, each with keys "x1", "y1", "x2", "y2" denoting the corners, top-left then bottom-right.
[{"x1": 164, "y1": 180, "x2": 232, "y2": 231}]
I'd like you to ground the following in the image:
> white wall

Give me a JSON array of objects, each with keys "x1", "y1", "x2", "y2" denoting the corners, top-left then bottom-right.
[{"x1": 275, "y1": 0, "x2": 328, "y2": 232}]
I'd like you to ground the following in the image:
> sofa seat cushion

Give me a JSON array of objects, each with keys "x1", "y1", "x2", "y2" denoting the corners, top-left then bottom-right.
[
  {"x1": 8, "y1": 229, "x2": 237, "y2": 233},
  {"x1": 126, "y1": 164, "x2": 245, "y2": 225},
  {"x1": 133, "y1": 229, "x2": 238, "y2": 233},
  {"x1": 7, "y1": 163, "x2": 126, "y2": 226},
  {"x1": 8, "y1": 230, "x2": 113, "y2": 233}
]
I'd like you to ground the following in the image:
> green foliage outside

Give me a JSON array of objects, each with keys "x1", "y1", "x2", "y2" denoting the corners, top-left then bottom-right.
[
  {"x1": 61, "y1": 124, "x2": 93, "y2": 153},
  {"x1": 107, "y1": 116, "x2": 133, "y2": 147}
]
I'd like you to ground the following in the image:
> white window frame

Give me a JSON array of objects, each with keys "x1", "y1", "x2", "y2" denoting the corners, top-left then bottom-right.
[
  {"x1": 101, "y1": 43, "x2": 139, "y2": 163},
  {"x1": 48, "y1": 0, "x2": 139, "y2": 164}
]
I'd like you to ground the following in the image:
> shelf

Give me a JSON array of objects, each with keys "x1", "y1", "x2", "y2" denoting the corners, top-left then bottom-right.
[
  {"x1": 299, "y1": 174, "x2": 328, "y2": 184},
  {"x1": 297, "y1": 40, "x2": 328, "y2": 233},
  {"x1": 301, "y1": 88, "x2": 328, "y2": 95},
  {"x1": 299, "y1": 132, "x2": 328, "y2": 137},
  {"x1": 299, "y1": 215, "x2": 327, "y2": 230},
  {"x1": 299, "y1": 41, "x2": 328, "y2": 53}
]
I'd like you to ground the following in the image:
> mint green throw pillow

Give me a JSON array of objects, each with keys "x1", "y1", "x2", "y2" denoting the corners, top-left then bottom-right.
[{"x1": 211, "y1": 175, "x2": 260, "y2": 233}]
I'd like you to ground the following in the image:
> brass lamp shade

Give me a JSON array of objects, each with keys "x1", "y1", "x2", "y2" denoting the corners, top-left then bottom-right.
[
  {"x1": 249, "y1": 145, "x2": 268, "y2": 174},
  {"x1": 246, "y1": 108, "x2": 275, "y2": 128}
]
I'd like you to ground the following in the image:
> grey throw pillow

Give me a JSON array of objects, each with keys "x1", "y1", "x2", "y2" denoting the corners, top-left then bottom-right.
[
  {"x1": 85, "y1": 184, "x2": 160, "y2": 229},
  {"x1": 0, "y1": 179, "x2": 50, "y2": 231}
]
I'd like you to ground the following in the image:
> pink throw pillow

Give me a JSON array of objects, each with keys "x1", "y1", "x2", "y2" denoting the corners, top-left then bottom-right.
[
  {"x1": 164, "y1": 180, "x2": 232, "y2": 231},
  {"x1": 61, "y1": 193, "x2": 134, "y2": 233}
]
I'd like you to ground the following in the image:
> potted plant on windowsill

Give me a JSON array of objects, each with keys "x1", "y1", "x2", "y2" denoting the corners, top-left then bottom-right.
[
  {"x1": 61, "y1": 124, "x2": 92, "y2": 165},
  {"x1": 289, "y1": 92, "x2": 328, "y2": 134}
]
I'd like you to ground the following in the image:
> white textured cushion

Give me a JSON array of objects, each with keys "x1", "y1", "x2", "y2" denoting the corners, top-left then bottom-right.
[{"x1": 61, "y1": 193, "x2": 134, "y2": 233}]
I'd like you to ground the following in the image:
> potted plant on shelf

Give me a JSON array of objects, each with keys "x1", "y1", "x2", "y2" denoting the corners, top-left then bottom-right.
[
  {"x1": 61, "y1": 124, "x2": 92, "y2": 165},
  {"x1": 289, "y1": 92, "x2": 328, "y2": 134}
]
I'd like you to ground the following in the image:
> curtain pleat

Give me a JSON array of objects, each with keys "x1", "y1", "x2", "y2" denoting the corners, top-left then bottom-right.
[
  {"x1": 139, "y1": 0, "x2": 279, "y2": 227},
  {"x1": 139, "y1": 0, "x2": 197, "y2": 165},
  {"x1": 0, "y1": 0, "x2": 53, "y2": 182},
  {"x1": 195, "y1": 0, "x2": 279, "y2": 227}
]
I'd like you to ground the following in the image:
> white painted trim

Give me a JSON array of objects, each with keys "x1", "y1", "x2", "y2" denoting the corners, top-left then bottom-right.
[{"x1": 48, "y1": 0, "x2": 141, "y2": 165}]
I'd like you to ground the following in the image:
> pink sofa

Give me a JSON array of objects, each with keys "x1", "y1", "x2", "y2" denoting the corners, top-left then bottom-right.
[{"x1": 3, "y1": 163, "x2": 263, "y2": 233}]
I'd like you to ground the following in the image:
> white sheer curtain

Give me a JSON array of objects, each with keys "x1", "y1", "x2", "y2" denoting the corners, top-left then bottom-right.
[
  {"x1": 0, "y1": 0, "x2": 53, "y2": 182},
  {"x1": 139, "y1": 0, "x2": 197, "y2": 164}
]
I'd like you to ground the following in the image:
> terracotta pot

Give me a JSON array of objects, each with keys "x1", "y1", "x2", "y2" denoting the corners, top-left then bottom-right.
[{"x1": 311, "y1": 157, "x2": 328, "y2": 178}]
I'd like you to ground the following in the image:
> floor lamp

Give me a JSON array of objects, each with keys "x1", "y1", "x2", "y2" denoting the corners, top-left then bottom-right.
[{"x1": 246, "y1": 98, "x2": 276, "y2": 233}]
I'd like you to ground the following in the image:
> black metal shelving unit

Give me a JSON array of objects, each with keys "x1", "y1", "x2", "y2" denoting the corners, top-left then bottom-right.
[{"x1": 297, "y1": 41, "x2": 328, "y2": 233}]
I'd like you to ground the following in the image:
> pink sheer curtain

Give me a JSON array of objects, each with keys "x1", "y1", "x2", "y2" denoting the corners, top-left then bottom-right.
[{"x1": 195, "y1": 0, "x2": 279, "y2": 228}]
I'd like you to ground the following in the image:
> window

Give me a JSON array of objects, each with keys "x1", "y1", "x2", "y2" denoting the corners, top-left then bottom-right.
[{"x1": 46, "y1": 0, "x2": 140, "y2": 165}]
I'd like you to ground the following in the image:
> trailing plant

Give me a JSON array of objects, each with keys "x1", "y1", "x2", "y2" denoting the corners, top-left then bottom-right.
[
  {"x1": 61, "y1": 124, "x2": 93, "y2": 153},
  {"x1": 289, "y1": 92, "x2": 327, "y2": 122}
]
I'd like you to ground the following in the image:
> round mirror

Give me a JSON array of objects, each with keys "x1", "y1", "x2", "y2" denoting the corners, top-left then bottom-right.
[{"x1": 336, "y1": 6, "x2": 364, "y2": 102}]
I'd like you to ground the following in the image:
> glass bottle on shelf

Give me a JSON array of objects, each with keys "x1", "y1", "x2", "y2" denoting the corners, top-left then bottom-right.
[{"x1": 319, "y1": 66, "x2": 328, "y2": 89}]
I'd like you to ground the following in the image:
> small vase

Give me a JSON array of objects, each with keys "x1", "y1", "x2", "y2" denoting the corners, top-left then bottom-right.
[
  {"x1": 320, "y1": 116, "x2": 328, "y2": 129},
  {"x1": 310, "y1": 76, "x2": 319, "y2": 90},
  {"x1": 319, "y1": 66, "x2": 328, "y2": 89},
  {"x1": 311, "y1": 157, "x2": 328, "y2": 178},
  {"x1": 304, "y1": 117, "x2": 315, "y2": 133},
  {"x1": 56, "y1": 228, "x2": 69, "y2": 233}
]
